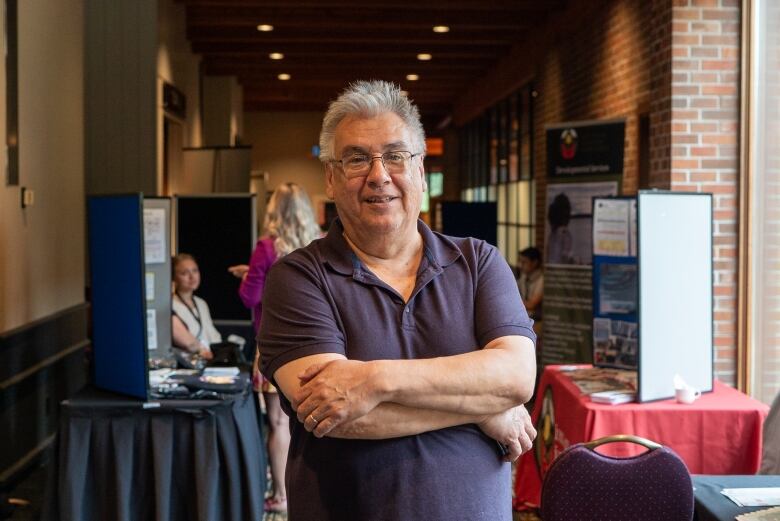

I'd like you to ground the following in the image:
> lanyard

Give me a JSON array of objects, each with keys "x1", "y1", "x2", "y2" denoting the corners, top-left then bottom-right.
[{"x1": 175, "y1": 292, "x2": 203, "y2": 338}]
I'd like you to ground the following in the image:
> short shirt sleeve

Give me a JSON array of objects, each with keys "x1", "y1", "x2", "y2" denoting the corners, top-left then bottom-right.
[
  {"x1": 472, "y1": 241, "x2": 537, "y2": 347},
  {"x1": 258, "y1": 250, "x2": 345, "y2": 383}
]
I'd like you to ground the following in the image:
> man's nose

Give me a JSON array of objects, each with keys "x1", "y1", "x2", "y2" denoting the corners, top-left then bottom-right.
[{"x1": 366, "y1": 156, "x2": 391, "y2": 185}]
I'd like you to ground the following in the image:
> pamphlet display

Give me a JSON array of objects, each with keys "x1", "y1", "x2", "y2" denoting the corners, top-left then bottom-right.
[
  {"x1": 590, "y1": 192, "x2": 713, "y2": 402},
  {"x1": 542, "y1": 181, "x2": 619, "y2": 365},
  {"x1": 541, "y1": 118, "x2": 625, "y2": 365},
  {"x1": 142, "y1": 197, "x2": 173, "y2": 364},
  {"x1": 591, "y1": 197, "x2": 637, "y2": 371}
]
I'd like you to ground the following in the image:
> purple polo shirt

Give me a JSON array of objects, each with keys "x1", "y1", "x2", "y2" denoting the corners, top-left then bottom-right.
[{"x1": 259, "y1": 219, "x2": 535, "y2": 521}]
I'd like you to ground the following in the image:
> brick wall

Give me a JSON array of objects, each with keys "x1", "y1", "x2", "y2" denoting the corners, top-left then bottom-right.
[
  {"x1": 668, "y1": 0, "x2": 740, "y2": 383},
  {"x1": 453, "y1": 0, "x2": 742, "y2": 385},
  {"x1": 532, "y1": 0, "x2": 740, "y2": 385},
  {"x1": 533, "y1": 1, "x2": 656, "y2": 223}
]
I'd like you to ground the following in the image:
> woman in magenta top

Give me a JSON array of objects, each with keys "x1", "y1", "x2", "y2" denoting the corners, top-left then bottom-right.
[
  {"x1": 237, "y1": 236, "x2": 277, "y2": 334},
  {"x1": 229, "y1": 182, "x2": 320, "y2": 514}
]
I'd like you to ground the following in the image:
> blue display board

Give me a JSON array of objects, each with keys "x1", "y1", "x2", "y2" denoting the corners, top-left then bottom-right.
[
  {"x1": 88, "y1": 194, "x2": 149, "y2": 399},
  {"x1": 591, "y1": 197, "x2": 638, "y2": 370}
]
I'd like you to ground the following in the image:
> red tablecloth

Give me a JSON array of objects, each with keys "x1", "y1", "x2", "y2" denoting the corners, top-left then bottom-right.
[{"x1": 513, "y1": 365, "x2": 770, "y2": 511}]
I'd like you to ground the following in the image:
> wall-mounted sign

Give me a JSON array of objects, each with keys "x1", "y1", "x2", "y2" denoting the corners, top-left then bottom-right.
[{"x1": 546, "y1": 119, "x2": 625, "y2": 177}]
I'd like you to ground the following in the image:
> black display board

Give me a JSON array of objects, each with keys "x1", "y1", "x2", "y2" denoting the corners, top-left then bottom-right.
[
  {"x1": 175, "y1": 195, "x2": 256, "y2": 323},
  {"x1": 438, "y1": 201, "x2": 498, "y2": 246}
]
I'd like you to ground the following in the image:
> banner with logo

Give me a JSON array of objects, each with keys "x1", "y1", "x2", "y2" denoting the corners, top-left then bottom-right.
[
  {"x1": 542, "y1": 181, "x2": 618, "y2": 364},
  {"x1": 546, "y1": 119, "x2": 625, "y2": 177},
  {"x1": 541, "y1": 119, "x2": 625, "y2": 365}
]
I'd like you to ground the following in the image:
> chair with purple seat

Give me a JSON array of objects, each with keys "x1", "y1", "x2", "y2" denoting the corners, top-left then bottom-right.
[{"x1": 540, "y1": 434, "x2": 694, "y2": 521}]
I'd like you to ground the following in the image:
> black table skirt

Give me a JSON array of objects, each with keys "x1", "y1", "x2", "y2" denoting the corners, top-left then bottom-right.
[
  {"x1": 693, "y1": 474, "x2": 780, "y2": 521},
  {"x1": 43, "y1": 386, "x2": 266, "y2": 521}
]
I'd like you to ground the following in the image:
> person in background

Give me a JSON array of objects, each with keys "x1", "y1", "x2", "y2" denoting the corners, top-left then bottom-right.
[
  {"x1": 258, "y1": 80, "x2": 536, "y2": 520},
  {"x1": 171, "y1": 253, "x2": 218, "y2": 360},
  {"x1": 228, "y1": 182, "x2": 321, "y2": 514},
  {"x1": 517, "y1": 246, "x2": 544, "y2": 326},
  {"x1": 546, "y1": 192, "x2": 574, "y2": 264}
]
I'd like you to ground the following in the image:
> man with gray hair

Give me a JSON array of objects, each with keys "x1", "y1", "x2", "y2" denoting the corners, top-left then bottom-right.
[{"x1": 259, "y1": 80, "x2": 537, "y2": 520}]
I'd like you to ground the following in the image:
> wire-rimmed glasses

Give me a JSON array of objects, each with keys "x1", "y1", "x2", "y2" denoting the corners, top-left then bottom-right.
[{"x1": 329, "y1": 151, "x2": 422, "y2": 178}]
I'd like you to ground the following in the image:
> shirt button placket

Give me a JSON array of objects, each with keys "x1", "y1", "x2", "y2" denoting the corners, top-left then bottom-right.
[{"x1": 402, "y1": 304, "x2": 413, "y2": 328}]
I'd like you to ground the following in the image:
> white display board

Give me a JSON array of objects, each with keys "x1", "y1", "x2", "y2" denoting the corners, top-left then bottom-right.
[
  {"x1": 638, "y1": 191, "x2": 713, "y2": 401},
  {"x1": 142, "y1": 197, "x2": 173, "y2": 360}
]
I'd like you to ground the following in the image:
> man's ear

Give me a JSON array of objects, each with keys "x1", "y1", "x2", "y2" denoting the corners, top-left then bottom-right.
[
  {"x1": 417, "y1": 156, "x2": 427, "y2": 192},
  {"x1": 325, "y1": 163, "x2": 335, "y2": 200}
]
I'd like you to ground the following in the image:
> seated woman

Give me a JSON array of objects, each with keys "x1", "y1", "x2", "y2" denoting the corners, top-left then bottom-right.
[
  {"x1": 171, "y1": 253, "x2": 219, "y2": 360},
  {"x1": 517, "y1": 246, "x2": 544, "y2": 338}
]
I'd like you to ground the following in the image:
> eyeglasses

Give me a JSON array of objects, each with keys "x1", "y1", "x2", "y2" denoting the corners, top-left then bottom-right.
[{"x1": 329, "y1": 151, "x2": 422, "y2": 178}]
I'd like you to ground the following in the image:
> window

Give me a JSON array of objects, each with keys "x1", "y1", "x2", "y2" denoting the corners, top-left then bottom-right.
[
  {"x1": 458, "y1": 84, "x2": 536, "y2": 267},
  {"x1": 744, "y1": 0, "x2": 780, "y2": 404}
]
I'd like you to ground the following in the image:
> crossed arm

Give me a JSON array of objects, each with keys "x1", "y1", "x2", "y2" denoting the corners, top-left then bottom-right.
[{"x1": 272, "y1": 334, "x2": 537, "y2": 461}]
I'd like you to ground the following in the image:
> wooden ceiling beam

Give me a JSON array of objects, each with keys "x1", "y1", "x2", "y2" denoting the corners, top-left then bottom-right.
[
  {"x1": 185, "y1": 6, "x2": 542, "y2": 29},
  {"x1": 184, "y1": 0, "x2": 560, "y2": 11},
  {"x1": 200, "y1": 49, "x2": 498, "y2": 61},
  {"x1": 192, "y1": 41, "x2": 512, "y2": 55},
  {"x1": 187, "y1": 26, "x2": 528, "y2": 40},
  {"x1": 179, "y1": 0, "x2": 565, "y2": 118},
  {"x1": 203, "y1": 60, "x2": 488, "y2": 73},
  {"x1": 239, "y1": 79, "x2": 467, "y2": 91}
]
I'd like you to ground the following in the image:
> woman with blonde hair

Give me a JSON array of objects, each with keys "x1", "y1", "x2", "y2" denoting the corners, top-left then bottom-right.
[
  {"x1": 171, "y1": 253, "x2": 218, "y2": 360},
  {"x1": 229, "y1": 182, "x2": 320, "y2": 514}
]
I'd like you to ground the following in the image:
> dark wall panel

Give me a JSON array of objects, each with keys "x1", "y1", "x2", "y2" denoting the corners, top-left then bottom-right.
[{"x1": 0, "y1": 304, "x2": 89, "y2": 486}]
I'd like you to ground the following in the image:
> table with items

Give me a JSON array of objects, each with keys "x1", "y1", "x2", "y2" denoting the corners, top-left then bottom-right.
[
  {"x1": 514, "y1": 365, "x2": 769, "y2": 510},
  {"x1": 43, "y1": 380, "x2": 266, "y2": 521}
]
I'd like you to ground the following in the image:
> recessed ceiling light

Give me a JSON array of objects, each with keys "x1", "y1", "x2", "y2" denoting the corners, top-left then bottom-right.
[
  {"x1": 257, "y1": 24, "x2": 274, "y2": 32},
  {"x1": 278, "y1": 73, "x2": 291, "y2": 80},
  {"x1": 406, "y1": 74, "x2": 419, "y2": 81},
  {"x1": 432, "y1": 25, "x2": 450, "y2": 33},
  {"x1": 269, "y1": 52, "x2": 284, "y2": 60},
  {"x1": 417, "y1": 53, "x2": 432, "y2": 61}
]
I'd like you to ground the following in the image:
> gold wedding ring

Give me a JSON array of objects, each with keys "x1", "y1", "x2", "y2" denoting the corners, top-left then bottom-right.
[{"x1": 309, "y1": 414, "x2": 318, "y2": 425}]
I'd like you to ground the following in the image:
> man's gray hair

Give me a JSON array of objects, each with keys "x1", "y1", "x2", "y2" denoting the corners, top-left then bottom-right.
[{"x1": 318, "y1": 80, "x2": 426, "y2": 162}]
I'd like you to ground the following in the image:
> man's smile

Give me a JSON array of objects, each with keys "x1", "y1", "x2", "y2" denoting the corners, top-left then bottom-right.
[{"x1": 363, "y1": 195, "x2": 399, "y2": 204}]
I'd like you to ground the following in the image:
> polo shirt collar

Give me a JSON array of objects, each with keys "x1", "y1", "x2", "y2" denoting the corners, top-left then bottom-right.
[{"x1": 320, "y1": 218, "x2": 461, "y2": 276}]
